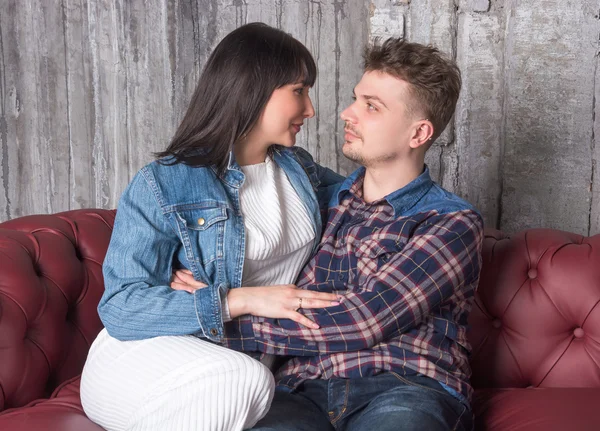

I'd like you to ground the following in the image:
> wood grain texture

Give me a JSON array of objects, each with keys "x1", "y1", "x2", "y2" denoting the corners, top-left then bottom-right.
[{"x1": 2, "y1": 0, "x2": 600, "y2": 235}]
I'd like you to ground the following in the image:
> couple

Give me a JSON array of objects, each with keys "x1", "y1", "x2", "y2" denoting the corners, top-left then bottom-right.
[{"x1": 80, "y1": 22, "x2": 483, "y2": 431}]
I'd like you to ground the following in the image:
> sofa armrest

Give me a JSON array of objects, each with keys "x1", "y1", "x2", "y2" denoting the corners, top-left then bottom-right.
[{"x1": 0, "y1": 209, "x2": 115, "y2": 412}]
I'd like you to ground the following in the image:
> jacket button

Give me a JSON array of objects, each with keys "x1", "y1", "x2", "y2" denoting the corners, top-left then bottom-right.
[
  {"x1": 197, "y1": 218, "x2": 206, "y2": 226},
  {"x1": 210, "y1": 328, "x2": 218, "y2": 336}
]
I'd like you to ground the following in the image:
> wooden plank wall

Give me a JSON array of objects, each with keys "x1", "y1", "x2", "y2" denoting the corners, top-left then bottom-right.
[{"x1": 1, "y1": 0, "x2": 599, "y2": 235}]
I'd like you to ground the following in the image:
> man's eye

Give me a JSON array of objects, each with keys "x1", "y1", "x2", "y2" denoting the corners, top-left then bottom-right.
[
  {"x1": 351, "y1": 95, "x2": 357, "y2": 101},
  {"x1": 295, "y1": 88, "x2": 304, "y2": 95},
  {"x1": 367, "y1": 103, "x2": 376, "y2": 111}
]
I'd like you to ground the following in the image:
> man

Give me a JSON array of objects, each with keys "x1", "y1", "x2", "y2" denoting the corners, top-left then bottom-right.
[{"x1": 224, "y1": 37, "x2": 483, "y2": 431}]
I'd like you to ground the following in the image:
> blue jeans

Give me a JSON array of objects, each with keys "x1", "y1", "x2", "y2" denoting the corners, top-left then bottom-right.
[{"x1": 250, "y1": 373, "x2": 473, "y2": 431}]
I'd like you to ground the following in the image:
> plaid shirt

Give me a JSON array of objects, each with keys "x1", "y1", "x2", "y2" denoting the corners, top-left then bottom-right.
[{"x1": 223, "y1": 166, "x2": 484, "y2": 402}]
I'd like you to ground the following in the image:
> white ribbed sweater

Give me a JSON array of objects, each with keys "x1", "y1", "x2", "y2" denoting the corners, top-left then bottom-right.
[{"x1": 238, "y1": 156, "x2": 315, "y2": 288}]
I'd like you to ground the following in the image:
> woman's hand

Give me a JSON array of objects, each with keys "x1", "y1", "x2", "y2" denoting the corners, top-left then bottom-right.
[
  {"x1": 170, "y1": 269, "x2": 342, "y2": 329},
  {"x1": 227, "y1": 285, "x2": 341, "y2": 329},
  {"x1": 170, "y1": 269, "x2": 207, "y2": 293}
]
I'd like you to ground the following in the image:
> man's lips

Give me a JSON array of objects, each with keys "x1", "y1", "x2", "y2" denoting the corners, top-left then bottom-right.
[{"x1": 344, "y1": 129, "x2": 360, "y2": 141}]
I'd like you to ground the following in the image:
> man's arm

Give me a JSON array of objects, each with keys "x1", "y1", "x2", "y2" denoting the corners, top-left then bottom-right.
[{"x1": 222, "y1": 210, "x2": 483, "y2": 355}]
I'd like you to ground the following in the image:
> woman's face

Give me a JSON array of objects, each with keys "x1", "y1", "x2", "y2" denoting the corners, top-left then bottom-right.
[{"x1": 250, "y1": 83, "x2": 315, "y2": 149}]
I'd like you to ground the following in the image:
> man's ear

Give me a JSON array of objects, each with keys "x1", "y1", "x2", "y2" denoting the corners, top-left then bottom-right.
[{"x1": 409, "y1": 119, "x2": 434, "y2": 149}]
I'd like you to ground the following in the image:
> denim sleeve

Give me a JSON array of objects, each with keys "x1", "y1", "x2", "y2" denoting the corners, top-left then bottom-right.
[
  {"x1": 293, "y1": 147, "x2": 344, "y2": 212},
  {"x1": 99, "y1": 171, "x2": 213, "y2": 341}
]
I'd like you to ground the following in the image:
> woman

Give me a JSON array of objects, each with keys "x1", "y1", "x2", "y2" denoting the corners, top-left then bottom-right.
[{"x1": 80, "y1": 23, "x2": 343, "y2": 431}]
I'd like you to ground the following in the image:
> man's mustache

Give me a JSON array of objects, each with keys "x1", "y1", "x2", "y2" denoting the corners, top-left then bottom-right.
[{"x1": 344, "y1": 123, "x2": 361, "y2": 139}]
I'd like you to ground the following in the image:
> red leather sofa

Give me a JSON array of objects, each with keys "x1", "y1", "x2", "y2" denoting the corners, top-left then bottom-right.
[{"x1": 1, "y1": 209, "x2": 599, "y2": 430}]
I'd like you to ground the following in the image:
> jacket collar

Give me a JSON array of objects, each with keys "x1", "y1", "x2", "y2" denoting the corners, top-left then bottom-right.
[
  {"x1": 336, "y1": 165, "x2": 434, "y2": 217},
  {"x1": 210, "y1": 152, "x2": 245, "y2": 188}
]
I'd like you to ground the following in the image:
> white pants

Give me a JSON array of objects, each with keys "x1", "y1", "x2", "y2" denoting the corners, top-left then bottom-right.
[{"x1": 80, "y1": 329, "x2": 275, "y2": 431}]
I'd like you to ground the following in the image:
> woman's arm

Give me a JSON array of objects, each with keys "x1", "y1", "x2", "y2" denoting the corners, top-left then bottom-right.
[
  {"x1": 171, "y1": 269, "x2": 341, "y2": 329},
  {"x1": 292, "y1": 147, "x2": 345, "y2": 216},
  {"x1": 99, "y1": 171, "x2": 211, "y2": 341}
]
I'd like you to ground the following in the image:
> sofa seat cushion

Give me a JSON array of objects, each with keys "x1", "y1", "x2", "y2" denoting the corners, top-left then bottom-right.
[
  {"x1": 0, "y1": 375, "x2": 101, "y2": 430},
  {"x1": 473, "y1": 387, "x2": 600, "y2": 430}
]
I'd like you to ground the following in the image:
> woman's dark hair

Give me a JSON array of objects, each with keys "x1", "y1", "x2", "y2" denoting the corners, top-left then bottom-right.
[{"x1": 156, "y1": 22, "x2": 316, "y2": 174}]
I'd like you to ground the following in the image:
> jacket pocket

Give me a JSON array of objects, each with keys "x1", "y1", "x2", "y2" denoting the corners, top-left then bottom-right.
[{"x1": 174, "y1": 206, "x2": 229, "y2": 265}]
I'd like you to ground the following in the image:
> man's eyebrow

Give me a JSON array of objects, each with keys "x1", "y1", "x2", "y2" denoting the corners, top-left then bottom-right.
[
  {"x1": 352, "y1": 89, "x2": 388, "y2": 109},
  {"x1": 364, "y1": 95, "x2": 388, "y2": 109}
]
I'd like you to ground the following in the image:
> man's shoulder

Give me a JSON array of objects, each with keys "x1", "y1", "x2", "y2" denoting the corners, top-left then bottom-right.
[{"x1": 411, "y1": 183, "x2": 479, "y2": 218}]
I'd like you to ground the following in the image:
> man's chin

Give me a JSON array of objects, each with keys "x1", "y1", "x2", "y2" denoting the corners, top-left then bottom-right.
[{"x1": 342, "y1": 144, "x2": 363, "y2": 164}]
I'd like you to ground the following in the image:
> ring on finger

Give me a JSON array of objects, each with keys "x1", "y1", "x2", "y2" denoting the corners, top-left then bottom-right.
[{"x1": 298, "y1": 297, "x2": 303, "y2": 310}]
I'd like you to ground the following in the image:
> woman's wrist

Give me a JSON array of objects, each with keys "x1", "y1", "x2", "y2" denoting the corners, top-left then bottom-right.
[{"x1": 226, "y1": 288, "x2": 248, "y2": 319}]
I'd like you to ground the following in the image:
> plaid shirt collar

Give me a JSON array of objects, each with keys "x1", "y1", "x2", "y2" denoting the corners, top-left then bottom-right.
[{"x1": 335, "y1": 165, "x2": 434, "y2": 217}]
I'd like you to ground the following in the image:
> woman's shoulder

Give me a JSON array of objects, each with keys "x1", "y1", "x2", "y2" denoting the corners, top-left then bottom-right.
[
  {"x1": 276, "y1": 145, "x2": 315, "y2": 164},
  {"x1": 140, "y1": 158, "x2": 217, "y2": 183},
  {"x1": 125, "y1": 158, "x2": 221, "y2": 207},
  {"x1": 275, "y1": 146, "x2": 344, "y2": 189}
]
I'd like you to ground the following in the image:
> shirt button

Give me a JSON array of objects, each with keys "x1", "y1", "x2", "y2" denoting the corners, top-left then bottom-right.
[
  {"x1": 210, "y1": 328, "x2": 218, "y2": 336},
  {"x1": 197, "y1": 218, "x2": 206, "y2": 226}
]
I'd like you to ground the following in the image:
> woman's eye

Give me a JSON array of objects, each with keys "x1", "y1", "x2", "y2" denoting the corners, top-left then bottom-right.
[
  {"x1": 367, "y1": 103, "x2": 376, "y2": 111},
  {"x1": 295, "y1": 88, "x2": 304, "y2": 95}
]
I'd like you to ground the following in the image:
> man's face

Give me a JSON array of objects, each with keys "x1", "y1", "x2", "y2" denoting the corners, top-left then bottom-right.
[{"x1": 340, "y1": 71, "x2": 422, "y2": 167}]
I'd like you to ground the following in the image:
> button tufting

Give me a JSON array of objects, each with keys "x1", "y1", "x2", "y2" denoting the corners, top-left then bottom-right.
[
  {"x1": 527, "y1": 269, "x2": 538, "y2": 279},
  {"x1": 492, "y1": 319, "x2": 502, "y2": 329},
  {"x1": 574, "y1": 328, "x2": 585, "y2": 338}
]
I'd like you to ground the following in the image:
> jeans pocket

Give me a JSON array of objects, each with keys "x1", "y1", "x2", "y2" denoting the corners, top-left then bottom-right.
[{"x1": 388, "y1": 372, "x2": 450, "y2": 397}]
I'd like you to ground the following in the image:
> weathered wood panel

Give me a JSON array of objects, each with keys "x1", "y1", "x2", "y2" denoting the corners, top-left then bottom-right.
[
  {"x1": 2, "y1": 0, "x2": 600, "y2": 235},
  {"x1": 1, "y1": 1, "x2": 71, "y2": 219},
  {"x1": 454, "y1": 1, "x2": 504, "y2": 228},
  {"x1": 500, "y1": 1, "x2": 598, "y2": 235}
]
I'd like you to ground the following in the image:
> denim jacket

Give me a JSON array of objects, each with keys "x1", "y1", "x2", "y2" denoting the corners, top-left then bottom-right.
[{"x1": 99, "y1": 146, "x2": 343, "y2": 342}]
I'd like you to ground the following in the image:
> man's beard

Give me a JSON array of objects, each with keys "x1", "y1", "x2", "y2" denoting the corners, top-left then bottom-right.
[
  {"x1": 342, "y1": 142, "x2": 397, "y2": 167},
  {"x1": 342, "y1": 142, "x2": 365, "y2": 164}
]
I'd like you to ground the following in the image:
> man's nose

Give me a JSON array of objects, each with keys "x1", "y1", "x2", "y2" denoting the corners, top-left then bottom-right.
[{"x1": 340, "y1": 104, "x2": 356, "y2": 123}]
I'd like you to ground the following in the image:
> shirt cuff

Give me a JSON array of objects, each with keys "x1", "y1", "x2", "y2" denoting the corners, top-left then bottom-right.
[
  {"x1": 221, "y1": 292, "x2": 232, "y2": 323},
  {"x1": 222, "y1": 317, "x2": 257, "y2": 351}
]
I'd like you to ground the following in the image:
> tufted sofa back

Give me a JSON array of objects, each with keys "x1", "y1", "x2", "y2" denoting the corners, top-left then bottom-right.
[
  {"x1": 1, "y1": 211, "x2": 600, "y2": 413},
  {"x1": 468, "y1": 229, "x2": 600, "y2": 389},
  {"x1": 0, "y1": 209, "x2": 115, "y2": 412}
]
